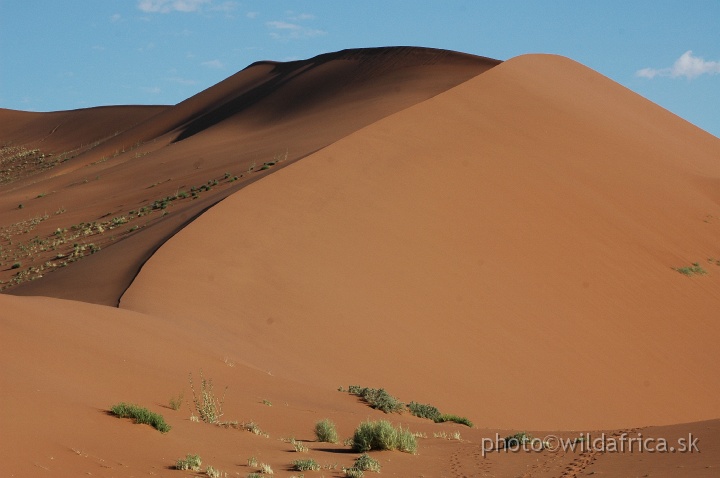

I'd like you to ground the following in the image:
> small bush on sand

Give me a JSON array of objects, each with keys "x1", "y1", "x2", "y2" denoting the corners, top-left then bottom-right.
[
  {"x1": 189, "y1": 370, "x2": 226, "y2": 424},
  {"x1": 175, "y1": 454, "x2": 202, "y2": 471},
  {"x1": 314, "y1": 418, "x2": 339, "y2": 443},
  {"x1": 169, "y1": 392, "x2": 183, "y2": 410},
  {"x1": 354, "y1": 453, "x2": 381, "y2": 472},
  {"x1": 110, "y1": 402, "x2": 171, "y2": 433},
  {"x1": 408, "y1": 401, "x2": 441, "y2": 421},
  {"x1": 505, "y1": 431, "x2": 533, "y2": 448},
  {"x1": 351, "y1": 420, "x2": 417, "y2": 454},
  {"x1": 436, "y1": 414, "x2": 473, "y2": 427},
  {"x1": 347, "y1": 386, "x2": 404, "y2": 414},
  {"x1": 344, "y1": 467, "x2": 364, "y2": 478},
  {"x1": 291, "y1": 458, "x2": 320, "y2": 471},
  {"x1": 674, "y1": 262, "x2": 707, "y2": 276}
]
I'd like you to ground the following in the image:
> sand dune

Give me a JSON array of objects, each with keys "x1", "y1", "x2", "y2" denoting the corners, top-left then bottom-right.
[
  {"x1": 121, "y1": 54, "x2": 720, "y2": 431},
  {"x1": 3, "y1": 47, "x2": 720, "y2": 477},
  {"x1": 2, "y1": 47, "x2": 498, "y2": 305}
]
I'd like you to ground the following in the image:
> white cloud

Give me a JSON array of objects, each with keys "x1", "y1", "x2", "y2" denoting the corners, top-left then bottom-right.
[
  {"x1": 166, "y1": 77, "x2": 198, "y2": 86},
  {"x1": 110, "y1": 13, "x2": 122, "y2": 22},
  {"x1": 266, "y1": 19, "x2": 325, "y2": 40},
  {"x1": 138, "y1": 0, "x2": 210, "y2": 13},
  {"x1": 636, "y1": 51, "x2": 720, "y2": 80},
  {"x1": 210, "y1": 1, "x2": 238, "y2": 13},
  {"x1": 246, "y1": 11, "x2": 259, "y2": 19},
  {"x1": 201, "y1": 59, "x2": 224, "y2": 69},
  {"x1": 141, "y1": 86, "x2": 162, "y2": 94},
  {"x1": 288, "y1": 13, "x2": 315, "y2": 21}
]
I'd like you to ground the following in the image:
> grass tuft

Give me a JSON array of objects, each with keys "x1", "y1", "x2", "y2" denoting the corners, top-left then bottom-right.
[
  {"x1": 351, "y1": 420, "x2": 417, "y2": 454},
  {"x1": 314, "y1": 418, "x2": 339, "y2": 443},
  {"x1": 175, "y1": 454, "x2": 201, "y2": 471},
  {"x1": 110, "y1": 402, "x2": 171, "y2": 433},
  {"x1": 408, "y1": 401, "x2": 441, "y2": 421},
  {"x1": 347, "y1": 386, "x2": 404, "y2": 414},
  {"x1": 354, "y1": 453, "x2": 381, "y2": 472},
  {"x1": 291, "y1": 458, "x2": 321, "y2": 471},
  {"x1": 435, "y1": 414, "x2": 473, "y2": 427},
  {"x1": 674, "y1": 262, "x2": 708, "y2": 276}
]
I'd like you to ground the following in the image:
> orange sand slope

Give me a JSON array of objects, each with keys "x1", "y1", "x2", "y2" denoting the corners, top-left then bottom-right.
[
  {"x1": 121, "y1": 54, "x2": 720, "y2": 431},
  {"x1": 2, "y1": 47, "x2": 498, "y2": 306}
]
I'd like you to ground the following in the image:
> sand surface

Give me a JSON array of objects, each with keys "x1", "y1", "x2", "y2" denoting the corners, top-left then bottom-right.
[{"x1": 2, "y1": 47, "x2": 720, "y2": 477}]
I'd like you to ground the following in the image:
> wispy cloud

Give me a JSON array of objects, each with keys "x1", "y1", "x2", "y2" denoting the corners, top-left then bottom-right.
[
  {"x1": 141, "y1": 86, "x2": 162, "y2": 94},
  {"x1": 110, "y1": 13, "x2": 122, "y2": 22},
  {"x1": 287, "y1": 12, "x2": 315, "y2": 21},
  {"x1": 636, "y1": 50, "x2": 720, "y2": 79},
  {"x1": 246, "y1": 11, "x2": 259, "y2": 19},
  {"x1": 166, "y1": 77, "x2": 198, "y2": 86},
  {"x1": 138, "y1": 0, "x2": 210, "y2": 13},
  {"x1": 210, "y1": 1, "x2": 238, "y2": 13},
  {"x1": 201, "y1": 59, "x2": 224, "y2": 69},
  {"x1": 266, "y1": 13, "x2": 325, "y2": 40}
]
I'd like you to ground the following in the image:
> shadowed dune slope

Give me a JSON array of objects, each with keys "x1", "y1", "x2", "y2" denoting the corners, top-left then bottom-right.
[
  {"x1": 121, "y1": 54, "x2": 720, "y2": 431},
  {"x1": 2, "y1": 47, "x2": 498, "y2": 305}
]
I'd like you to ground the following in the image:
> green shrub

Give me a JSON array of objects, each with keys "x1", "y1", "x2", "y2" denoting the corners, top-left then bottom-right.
[
  {"x1": 292, "y1": 458, "x2": 320, "y2": 471},
  {"x1": 408, "y1": 401, "x2": 441, "y2": 421},
  {"x1": 354, "y1": 453, "x2": 381, "y2": 472},
  {"x1": 351, "y1": 420, "x2": 417, "y2": 454},
  {"x1": 505, "y1": 431, "x2": 533, "y2": 448},
  {"x1": 175, "y1": 454, "x2": 201, "y2": 471},
  {"x1": 348, "y1": 386, "x2": 404, "y2": 414},
  {"x1": 110, "y1": 402, "x2": 171, "y2": 433},
  {"x1": 436, "y1": 414, "x2": 473, "y2": 427},
  {"x1": 674, "y1": 263, "x2": 707, "y2": 276},
  {"x1": 314, "y1": 418, "x2": 339, "y2": 443}
]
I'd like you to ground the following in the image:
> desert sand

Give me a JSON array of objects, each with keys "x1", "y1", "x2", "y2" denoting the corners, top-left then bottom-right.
[{"x1": 2, "y1": 47, "x2": 719, "y2": 477}]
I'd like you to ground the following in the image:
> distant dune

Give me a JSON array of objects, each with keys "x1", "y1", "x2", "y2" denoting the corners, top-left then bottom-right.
[
  {"x1": 2, "y1": 47, "x2": 720, "y2": 477},
  {"x1": 1, "y1": 47, "x2": 498, "y2": 305}
]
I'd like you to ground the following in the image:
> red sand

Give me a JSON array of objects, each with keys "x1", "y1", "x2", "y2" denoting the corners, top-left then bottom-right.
[{"x1": 2, "y1": 48, "x2": 720, "y2": 477}]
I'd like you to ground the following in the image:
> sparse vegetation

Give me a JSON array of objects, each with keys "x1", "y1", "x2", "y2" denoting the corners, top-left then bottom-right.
[
  {"x1": 354, "y1": 453, "x2": 381, "y2": 472},
  {"x1": 291, "y1": 458, "x2": 320, "y2": 471},
  {"x1": 189, "y1": 370, "x2": 226, "y2": 424},
  {"x1": 344, "y1": 386, "x2": 472, "y2": 427},
  {"x1": 408, "y1": 401, "x2": 441, "y2": 421},
  {"x1": 247, "y1": 456, "x2": 258, "y2": 467},
  {"x1": 344, "y1": 468, "x2": 365, "y2": 478},
  {"x1": 110, "y1": 402, "x2": 171, "y2": 433},
  {"x1": 175, "y1": 453, "x2": 202, "y2": 471},
  {"x1": 351, "y1": 420, "x2": 417, "y2": 454},
  {"x1": 674, "y1": 262, "x2": 707, "y2": 276},
  {"x1": 436, "y1": 414, "x2": 473, "y2": 427},
  {"x1": 259, "y1": 462, "x2": 273, "y2": 474},
  {"x1": 314, "y1": 418, "x2": 339, "y2": 443},
  {"x1": 505, "y1": 431, "x2": 533, "y2": 448},
  {"x1": 169, "y1": 392, "x2": 184, "y2": 410},
  {"x1": 347, "y1": 386, "x2": 404, "y2": 414},
  {"x1": 205, "y1": 465, "x2": 225, "y2": 477},
  {"x1": 292, "y1": 439, "x2": 309, "y2": 452}
]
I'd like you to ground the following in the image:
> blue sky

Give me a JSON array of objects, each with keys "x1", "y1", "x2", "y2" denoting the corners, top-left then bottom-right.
[{"x1": 1, "y1": 1, "x2": 719, "y2": 137}]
